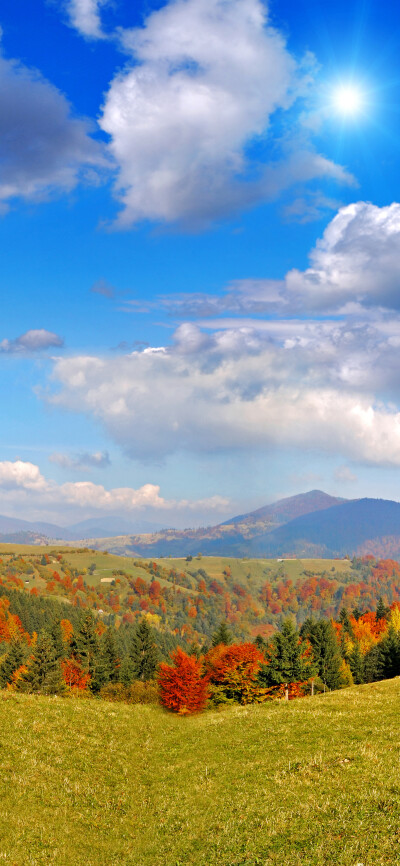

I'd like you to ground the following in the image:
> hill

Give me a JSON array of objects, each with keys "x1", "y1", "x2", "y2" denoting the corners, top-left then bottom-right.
[
  {"x1": 1, "y1": 544, "x2": 400, "y2": 643},
  {"x1": 0, "y1": 679, "x2": 399, "y2": 865}
]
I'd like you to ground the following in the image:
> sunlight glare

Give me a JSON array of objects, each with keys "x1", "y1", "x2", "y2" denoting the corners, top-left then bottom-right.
[{"x1": 333, "y1": 85, "x2": 364, "y2": 116}]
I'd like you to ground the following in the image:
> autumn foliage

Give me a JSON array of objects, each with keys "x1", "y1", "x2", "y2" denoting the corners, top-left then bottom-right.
[
  {"x1": 205, "y1": 642, "x2": 265, "y2": 704},
  {"x1": 158, "y1": 648, "x2": 209, "y2": 714}
]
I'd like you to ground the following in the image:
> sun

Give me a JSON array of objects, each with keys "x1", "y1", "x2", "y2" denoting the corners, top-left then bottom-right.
[{"x1": 333, "y1": 85, "x2": 364, "y2": 116}]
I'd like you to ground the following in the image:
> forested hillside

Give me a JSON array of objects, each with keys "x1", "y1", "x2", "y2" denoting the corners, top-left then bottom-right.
[{"x1": 1, "y1": 545, "x2": 400, "y2": 643}]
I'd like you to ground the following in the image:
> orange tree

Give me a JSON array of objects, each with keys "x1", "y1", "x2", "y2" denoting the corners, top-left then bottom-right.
[
  {"x1": 204, "y1": 642, "x2": 266, "y2": 705},
  {"x1": 158, "y1": 647, "x2": 209, "y2": 715}
]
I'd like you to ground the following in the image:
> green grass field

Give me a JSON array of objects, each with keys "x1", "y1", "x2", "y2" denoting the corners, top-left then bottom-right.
[{"x1": 1, "y1": 679, "x2": 399, "y2": 865}]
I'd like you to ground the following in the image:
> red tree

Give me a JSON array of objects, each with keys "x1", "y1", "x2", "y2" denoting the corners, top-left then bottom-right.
[
  {"x1": 204, "y1": 643, "x2": 265, "y2": 704},
  {"x1": 158, "y1": 648, "x2": 209, "y2": 715}
]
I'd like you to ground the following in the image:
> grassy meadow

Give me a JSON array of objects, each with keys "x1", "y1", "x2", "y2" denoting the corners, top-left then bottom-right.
[{"x1": 1, "y1": 678, "x2": 400, "y2": 865}]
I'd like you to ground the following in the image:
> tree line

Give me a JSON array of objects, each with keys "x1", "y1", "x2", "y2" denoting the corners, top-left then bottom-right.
[{"x1": 1, "y1": 587, "x2": 400, "y2": 713}]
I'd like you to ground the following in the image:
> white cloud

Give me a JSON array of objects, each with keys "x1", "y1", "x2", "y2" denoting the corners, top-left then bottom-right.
[
  {"x1": 36, "y1": 199, "x2": 400, "y2": 471},
  {"x1": 0, "y1": 329, "x2": 64, "y2": 354},
  {"x1": 156, "y1": 202, "x2": 400, "y2": 316},
  {"x1": 286, "y1": 201, "x2": 400, "y2": 311},
  {"x1": 64, "y1": 0, "x2": 109, "y2": 39},
  {"x1": 0, "y1": 47, "x2": 104, "y2": 206},
  {"x1": 49, "y1": 450, "x2": 111, "y2": 471},
  {"x1": 99, "y1": 0, "x2": 352, "y2": 227},
  {"x1": 46, "y1": 316, "x2": 400, "y2": 466},
  {"x1": 0, "y1": 460, "x2": 230, "y2": 515},
  {"x1": 0, "y1": 461, "x2": 47, "y2": 491}
]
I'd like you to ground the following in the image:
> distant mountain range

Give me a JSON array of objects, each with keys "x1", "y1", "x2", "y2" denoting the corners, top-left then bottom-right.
[
  {"x1": 0, "y1": 513, "x2": 164, "y2": 544},
  {"x1": 3, "y1": 489, "x2": 400, "y2": 559}
]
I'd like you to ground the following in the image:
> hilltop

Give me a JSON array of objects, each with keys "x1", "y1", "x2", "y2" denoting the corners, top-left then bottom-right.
[{"x1": 0, "y1": 678, "x2": 399, "y2": 865}]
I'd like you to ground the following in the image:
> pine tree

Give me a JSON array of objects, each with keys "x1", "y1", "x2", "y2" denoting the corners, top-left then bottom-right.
[
  {"x1": 349, "y1": 641, "x2": 364, "y2": 684},
  {"x1": 363, "y1": 643, "x2": 384, "y2": 682},
  {"x1": 339, "y1": 608, "x2": 354, "y2": 636},
  {"x1": 130, "y1": 619, "x2": 159, "y2": 681},
  {"x1": 259, "y1": 619, "x2": 317, "y2": 687},
  {"x1": 18, "y1": 631, "x2": 65, "y2": 695},
  {"x1": 300, "y1": 618, "x2": 344, "y2": 690},
  {"x1": 254, "y1": 634, "x2": 268, "y2": 653},
  {"x1": 376, "y1": 597, "x2": 388, "y2": 621},
  {"x1": 70, "y1": 611, "x2": 103, "y2": 693},
  {"x1": 0, "y1": 639, "x2": 26, "y2": 687},
  {"x1": 380, "y1": 627, "x2": 400, "y2": 679},
  {"x1": 101, "y1": 627, "x2": 120, "y2": 683},
  {"x1": 211, "y1": 621, "x2": 232, "y2": 647},
  {"x1": 50, "y1": 618, "x2": 65, "y2": 660}
]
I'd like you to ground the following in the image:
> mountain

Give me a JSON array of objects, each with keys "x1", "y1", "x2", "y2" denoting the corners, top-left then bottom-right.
[
  {"x1": 0, "y1": 512, "x2": 165, "y2": 543},
  {"x1": 221, "y1": 489, "x2": 346, "y2": 530},
  {"x1": 4, "y1": 492, "x2": 400, "y2": 559},
  {"x1": 78, "y1": 494, "x2": 400, "y2": 560},
  {"x1": 0, "y1": 514, "x2": 75, "y2": 540},
  {"x1": 252, "y1": 497, "x2": 400, "y2": 558},
  {"x1": 77, "y1": 490, "x2": 355, "y2": 557},
  {"x1": 67, "y1": 516, "x2": 164, "y2": 538}
]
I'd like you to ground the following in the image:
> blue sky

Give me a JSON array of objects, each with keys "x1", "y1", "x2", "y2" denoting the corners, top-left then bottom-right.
[{"x1": 2, "y1": 0, "x2": 400, "y2": 527}]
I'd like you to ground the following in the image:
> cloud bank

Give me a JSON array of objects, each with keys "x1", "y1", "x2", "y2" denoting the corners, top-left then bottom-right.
[
  {"x1": 46, "y1": 202, "x2": 400, "y2": 468},
  {"x1": 0, "y1": 460, "x2": 229, "y2": 516}
]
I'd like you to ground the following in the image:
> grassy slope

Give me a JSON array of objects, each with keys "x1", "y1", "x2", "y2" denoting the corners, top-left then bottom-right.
[
  {"x1": 1, "y1": 679, "x2": 399, "y2": 865},
  {"x1": 0, "y1": 543, "x2": 353, "y2": 596}
]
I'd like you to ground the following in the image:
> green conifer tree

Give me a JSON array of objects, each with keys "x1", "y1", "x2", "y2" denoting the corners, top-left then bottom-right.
[
  {"x1": 101, "y1": 627, "x2": 120, "y2": 683},
  {"x1": 363, "y1": 643, "x2": 384, "y2": 682},
  {"x1": 0, "y1": 639, "x2": 27, "y2": 687},
  {"x1": 376, "y1": 597, "x2": 388, "y2": 621},
  {"x1": 380, "y1": 627, "x2": 400, "y2": 679},
  {"x1": 70, "y1": 611, "x2": 104, "y2": 693},
  {"x1": 50, "y1": 619, "x2": 65, "y2": 660},
  {"x1": 349, "y1": 641, "x2": 364, "y2": 684},
  {"x1": 300, "y1": 618, "x2": 344, "y2": 690},
  {"x1": 211, "y1": 621, "x2": 232, "y2": 647},
  {"x1": 258, "y1": 619, "x2": 317, "y2": 687},
  {"x1": 130, "y1": 618, "x2": 159, "y2": 681},
  {"x1": 18, "y1": 631, "x2": 65, "y2": 695}
]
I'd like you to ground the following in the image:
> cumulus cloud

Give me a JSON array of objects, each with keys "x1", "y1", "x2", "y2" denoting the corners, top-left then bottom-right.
[
  {"x1": 49, "y1": 450, "x2": 111, "y2": 471},
  {"x1": 45, "y1": 314, "x2": 400, "y2": 466},
  {"x1": 0, "y1": 47, "x2": 104, "y2": 207},
  {"x1": 0, "y1": 461, "x2": 47, "y2": 491},
  {"x1": 0, "y1": 329, "x2": 64, "y2": 354},
  {"x1": 156, "y1": 202, "x2": 400, "y2": 316},
  {"x1": 99, "y1": 0, "x2": 352, "y2": 227},
  {"x1": 64, "y1": 0, "x2": 109, "y2": 39},
  {"x1": 286, "y1": 201, "x2": 400, "y2": 312},
  {"x1": 0, "y1": 460, "x2": 230, "y2": 515}
]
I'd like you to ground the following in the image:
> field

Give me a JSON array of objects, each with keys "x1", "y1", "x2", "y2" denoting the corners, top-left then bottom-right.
[
  {"x1": 0, "y1": 542, "x2": 353, "y2": 591},
  {"x1": 1, "y1": 679, "x2": 400, "y2": 865}
]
